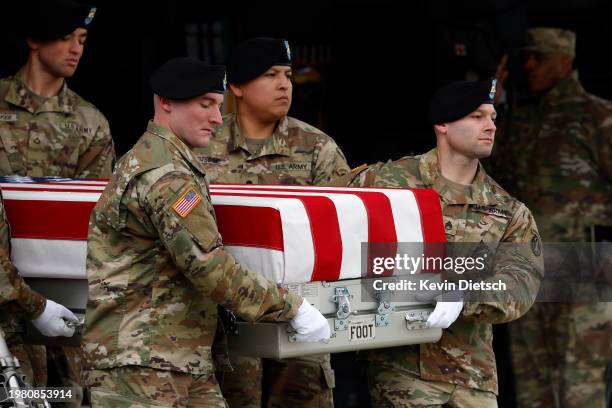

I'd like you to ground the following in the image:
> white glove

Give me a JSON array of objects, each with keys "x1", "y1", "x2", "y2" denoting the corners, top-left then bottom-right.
[
  {"x1": 289, "y1": 301, "x2": 330, "y2": 342},
  {"x1": 31, "y1": 299, "x2": 79, "y2": 337},
  {"x1": 426, "y1": 292, "x2": 464, "y2": 329}
]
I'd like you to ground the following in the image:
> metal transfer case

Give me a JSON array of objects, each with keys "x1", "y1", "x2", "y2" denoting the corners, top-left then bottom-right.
[{"x1": 227, "y1": 278, "x2": 441, "y2": 359}]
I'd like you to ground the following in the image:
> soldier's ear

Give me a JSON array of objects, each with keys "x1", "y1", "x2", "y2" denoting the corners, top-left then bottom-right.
[
  {"x1": 229, "y1": 83, "x2": 243, "y2": 99},
  {"x1": 560, "y1": 54, "x2": 574, "y2": 72},
  {"x1": 25, "y1": 37, "x2": 41, "y2": 51},
  {"x1": 157, "y1": 96, "x2": 173, "y2": 113},
  {"x1": 433, "y1": 123, "x2": 447, "y2": 135}
]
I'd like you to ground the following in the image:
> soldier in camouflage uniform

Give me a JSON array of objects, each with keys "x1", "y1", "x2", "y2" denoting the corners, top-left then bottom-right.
[
  {"x1": 81, "y1": 57, "x2": 330, "y2": 408},
  {"x1": 0, "y1": 1, "x2": 114, "y2": 179},
  {"x1": 490, "y1": 28, "x2": 612, "y2": 408},
  {"x1": 349, "y1": 79, "x2": 544, "y2": 407},
  {"x1": 0, "y1": 1, "x2": 114, "y2": 404},
  {"x1": 0, "y1": 192, "x2": 79, "y2": 385},
  {"x1": 197, "y1": 38, "x2": 349, "y2": 408}
]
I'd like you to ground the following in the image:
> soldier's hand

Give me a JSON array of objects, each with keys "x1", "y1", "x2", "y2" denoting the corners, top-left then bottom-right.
[
  {"x1": 425, "y1": 291, "x2": 464, "y2": 329},
  {"x1": 31, "y1": 299, "x2": 79, "y2": 337},
  {"x1": 289, "y1": 300, "x2": 331, "y2": 342}
]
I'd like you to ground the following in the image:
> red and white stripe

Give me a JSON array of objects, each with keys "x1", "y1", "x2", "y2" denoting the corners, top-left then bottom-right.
[
  {"x1": 210, "y1": 185, "x2": 445, "y2": 282},
  {"x1": 0, "y1": 180, "x2": 104, "y2": 279},
  {"x1": 0, "y1": 180, "x2": 445, "y2": 283}
]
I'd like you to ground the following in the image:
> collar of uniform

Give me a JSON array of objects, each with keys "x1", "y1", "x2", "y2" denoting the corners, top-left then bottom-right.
[
  {"x1": 227, "y1": 113, "x2": 291, "y2": 158},
  {"x1": 145, "y1": 121, "x2": 208, "y2": 175},
  {"x1": 418, "y1": 148, "x2": 500, "y2": 205},
  {"x1": 226, "y1": 113, "x2": 249, "y2": 152},
  {"x1": 4, "y1": 75, "x2": 75, "y2": 114},
  {"x1": 542, "y1": 70, "x2": 584, "y2": 106}
]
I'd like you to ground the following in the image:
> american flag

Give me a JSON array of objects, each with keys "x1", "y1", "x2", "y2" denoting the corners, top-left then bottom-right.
[
  {"x1": 0, "y1": 179, "x2": 446, "y2": 284},
  {"x1": 172, "y1": 189, "x2": 202, "y2": 218}
]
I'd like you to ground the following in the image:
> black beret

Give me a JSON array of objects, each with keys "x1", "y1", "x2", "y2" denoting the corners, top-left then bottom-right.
[
  {"x1": 150, "y1": 58, "x2": 227, "y2": 100},
  {"x1": 227, "y1": 37, "x2": 292, "y2": 83},
  {"x1": 428, "y1": 79, "x2": 497, "y2": 125},
  {"x1": 27, "y1": 0, "x2": 97, "y2": 41}
]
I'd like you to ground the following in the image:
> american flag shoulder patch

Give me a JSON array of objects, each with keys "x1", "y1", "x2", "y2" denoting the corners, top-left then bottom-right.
[{"x1": 172, "y1": 188, "x2": 202, "y2": 218}]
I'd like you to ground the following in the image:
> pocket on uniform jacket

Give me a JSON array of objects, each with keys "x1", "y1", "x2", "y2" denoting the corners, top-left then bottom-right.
[
  {"x1": 165, "y1": 187, "x2": 221, "y2": 254},
  {"x1": 49, "y1": 121, "x2": 84, "y2": 172}
]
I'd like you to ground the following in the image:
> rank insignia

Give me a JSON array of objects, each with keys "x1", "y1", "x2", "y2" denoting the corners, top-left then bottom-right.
[{"x1": 531, "y1": 235, "x2": 542, "y2": 257}]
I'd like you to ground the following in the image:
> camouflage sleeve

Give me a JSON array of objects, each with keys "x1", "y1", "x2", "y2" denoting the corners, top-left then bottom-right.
[
  {"x1": 75, "y1": 114, "x2": 116, "y2": 179},
  {"x1": 144, "y1": 171, "x2": 301, "y2": 323},
  {"x1": 595, "y1": 114, "x2": 612, "y2": 180},
  {"x1": 0, "y1": 195, "x2": 10, "y2": 253},
  {"x1": 347, "y1": 161, "x2": 394, "y2": 188},
  {"x1": 462, "y1": 203, "x2": 544, "y2": 324},
  {"x1": 0, "y1": 249, "x2": 46, "y2": 318},
  {"x1": 312, "y1": 137, "x2": 351, "y2": 185},
  {"x1": 0, "y1": 199, "x2": 45, "y2": 318}
]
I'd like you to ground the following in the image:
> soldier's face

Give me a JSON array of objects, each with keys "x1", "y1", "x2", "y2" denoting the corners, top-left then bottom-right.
[
  {"x1": 168, "y1": 93, "x2": 224, "y2": 148},
  {"x1": 442, "y1": 104, "x2": 497, "y2": 159},
  {"x1": 30, "y1": 28, "x2": 88, "y2": 78},
  {"x1": 232, "y1": 65, "x2": 293, "y2": 122},
  {"x1": 523, "y1": 51, "x2": 572, "y2": 92}
]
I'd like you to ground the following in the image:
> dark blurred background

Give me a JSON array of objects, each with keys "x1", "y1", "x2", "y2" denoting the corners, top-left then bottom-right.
[
  {"x1": 2, "y1": 1, "x2": 611, "y2": 406},
  {"x1": 3, "y1": 0, "x2": 612, "y2": 164}
]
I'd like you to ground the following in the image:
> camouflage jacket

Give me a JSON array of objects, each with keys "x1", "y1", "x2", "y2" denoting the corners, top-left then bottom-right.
[
  {"x1": 490, "y1": 70, "x2": 612, "y2": 241},
  {"x1": 351, "y1": 148, "x2": 543, "y2": 394},
  {"x1": 0, "y1": 193, "x2": 46, "y2": 328},
  {"x1": 490, "y1": 70, "x2": 612, "y2": 360},
  {"x1": 0, "y1": 75, "x2": 115, "y2": 179},
  {"x1": 82, "y1": 122, "x2": 300, "y2": 375},
  {"x1": 195, "y1": 113, "x2": 349, "y2": 185}
]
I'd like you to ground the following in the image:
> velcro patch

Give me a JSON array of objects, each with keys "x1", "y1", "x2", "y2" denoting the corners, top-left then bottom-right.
[
  {"x1": 0, "y1": 113, "x2": 17, "y2": 122},
  {"x1": 172, "y1": 189, "x2": 202, "y2": 218},
  {"x1": 270, "y1": 161, "x2": 312, "y2": 172},
  {"x1": 472, "y1": 205, "x2": 512, "y2": 219}
]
